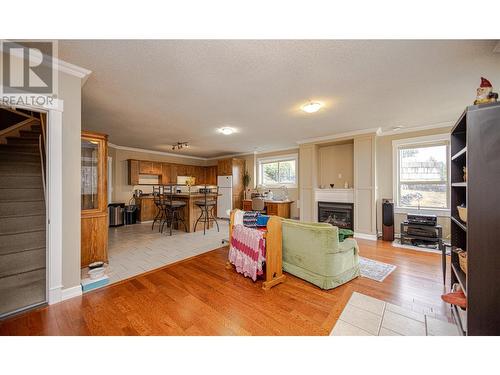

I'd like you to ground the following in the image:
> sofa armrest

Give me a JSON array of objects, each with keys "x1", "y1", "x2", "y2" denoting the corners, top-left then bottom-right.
[{"x1": 337, "y1": 238, "x2": 358, "y2": 254}]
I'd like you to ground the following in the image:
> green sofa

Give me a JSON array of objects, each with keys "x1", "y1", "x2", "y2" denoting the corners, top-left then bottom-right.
[{"x1": 282, "y1": 220, "x2": 360, "y2": 290}]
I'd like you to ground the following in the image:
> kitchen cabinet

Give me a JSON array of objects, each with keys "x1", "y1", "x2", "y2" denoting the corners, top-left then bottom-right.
[
  {"x1": 139, "y1": 161, "x2": 161, "y2": 175},
  {"x1": 205, "y1": 166, "x2": 217, "y2": 185},
  {"x1": 128, "y1": 159, "x2": 139, "y2": 185},
  {"x1": 127, "y1": 159, "x2": 220, "y2": 186},
  {"x1": 217, "y1": 158, "x2": 233, "y2": 176},
  {"x1": 161, "y1": 163, "x2": 172, "y2": 184},
  {"x1": 81, "y1": 130, "x2": 109, "y2": 268},
  {"x1": 139, "y1": 160, "x2": 153, "y2": 174}
]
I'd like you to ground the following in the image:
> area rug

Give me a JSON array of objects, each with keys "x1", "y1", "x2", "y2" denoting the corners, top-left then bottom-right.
[{"x1": 359, "y1": 257, "x2": 396, "y2": 282}]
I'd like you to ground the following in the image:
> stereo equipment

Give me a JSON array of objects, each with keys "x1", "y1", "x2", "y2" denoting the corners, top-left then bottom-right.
[
  {"x1": 407, "y1": 213, "x2": 437, "y2": 226},
  {"x1": 382, "y1": 199, "x2": 394, "y2": 241},
  {"x1": 406, "y1": 226, "x2": 438, "y2": 238}
]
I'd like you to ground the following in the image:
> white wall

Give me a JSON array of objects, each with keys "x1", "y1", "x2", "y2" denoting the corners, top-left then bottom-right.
[
  {"x1": 318, "y1": 142, "x2": 354, "y2": 188},
  {"x1": 58, "y1": 71, "x2": 83, "y2": 291}
]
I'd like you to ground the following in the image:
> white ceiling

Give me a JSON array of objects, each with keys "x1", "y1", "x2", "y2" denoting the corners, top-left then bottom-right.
[{"x1": 58, "y1": 40, "x2": 500, "y2": 158}]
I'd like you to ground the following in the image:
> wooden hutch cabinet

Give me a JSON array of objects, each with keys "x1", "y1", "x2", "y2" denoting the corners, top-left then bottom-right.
[{"x1": 81, "y1": 131, "x2": 109, "y2": 268}]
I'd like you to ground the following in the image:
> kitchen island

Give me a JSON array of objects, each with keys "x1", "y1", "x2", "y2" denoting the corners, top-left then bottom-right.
[{"x1": 135, "y1": 192, "x2": 219, "y2": 233}]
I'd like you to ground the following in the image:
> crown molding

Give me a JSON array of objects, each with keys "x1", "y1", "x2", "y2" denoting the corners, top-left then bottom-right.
[
  {"x1": 56, "y1": 59, "x2": 92, "y2": 84},
  {"x1": 296, "y1": 120, "x2": 454, "y2": 145},
  {"x1": 377, "y1": 121, "x2": 454, "y2": 136},
  {"x1": 296, "y1": 127, "x2": 380, "y2": 145},
  {"x1": 108, "y1": 142, "x2": 300, "y2": 161}
]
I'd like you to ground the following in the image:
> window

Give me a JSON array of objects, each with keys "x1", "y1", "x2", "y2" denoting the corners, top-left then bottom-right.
[
  {"x1": 393, "y1": 135, "x2": 450, "y2": 214},
  {"x1": 257, "y1": 154, "x2": 297, "y2": 187}
]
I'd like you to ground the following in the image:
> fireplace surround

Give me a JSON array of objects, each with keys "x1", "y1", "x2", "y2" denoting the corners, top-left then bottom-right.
[{"x1": 318, "y1": 201, "x2": 354, "y2": 230}]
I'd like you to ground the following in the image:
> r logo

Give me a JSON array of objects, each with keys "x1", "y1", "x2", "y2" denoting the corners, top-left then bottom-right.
[{"x1": 2, "y1": 41, "x2": 54, "y2": 94}]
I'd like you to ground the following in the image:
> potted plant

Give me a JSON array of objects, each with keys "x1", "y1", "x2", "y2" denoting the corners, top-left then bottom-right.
[{"x1": 243, "y1": 170, "x2": 251, "y2": 199}]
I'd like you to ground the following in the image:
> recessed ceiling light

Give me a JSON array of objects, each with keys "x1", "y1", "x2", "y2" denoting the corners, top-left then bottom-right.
[
  {"x1": 219, "y1": 127, "x2": 235, "y2": 135},
  {"x1": 302, "y1": 102, "x2": 322, "y2": 114}
]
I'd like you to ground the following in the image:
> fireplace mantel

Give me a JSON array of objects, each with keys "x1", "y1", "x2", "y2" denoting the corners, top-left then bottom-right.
[{"x1": 315, "y1": 188, "x2": 354, "y2": 204}]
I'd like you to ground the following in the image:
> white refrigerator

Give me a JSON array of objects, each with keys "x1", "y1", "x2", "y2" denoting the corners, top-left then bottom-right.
[{"x1": 217, "y1": 175, "x2": 233, "y2": 219}]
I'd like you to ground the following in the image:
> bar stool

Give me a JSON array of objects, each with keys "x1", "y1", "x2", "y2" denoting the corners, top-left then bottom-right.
[
  {"x1": 161, "y1": 185, "x2": 187, "y2": 236},
  {"x1": 152, "y1": 185, "x2": 166, "y2": 232},
  {"x1": 194, "y1": 185, "x2": 219, "y2": 235}
]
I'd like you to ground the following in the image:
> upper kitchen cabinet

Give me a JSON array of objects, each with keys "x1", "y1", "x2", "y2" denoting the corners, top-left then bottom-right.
[
  {"x1": 139, "y1": 160, "x2": 162, "y2": 175},
  {"x1": 217, "y1": 158, "x2": 233, "y2": 176},
  {"x1": 128, "y1": 159, "x2": 139, "y2": 185},
  {"x1": 81, "y1": 131, "x2": 109, "y2": 267},
  {"x1": 205, "y1": 165, "x2": 217, "y2": 185},
  {"x1": 161, "y1": 163, "x2": 172, "y2": 184}
]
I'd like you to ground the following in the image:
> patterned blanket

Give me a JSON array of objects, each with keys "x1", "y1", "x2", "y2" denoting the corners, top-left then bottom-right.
[{"x1": 228, "y1": 224, "x2": 266, "y2": 281}]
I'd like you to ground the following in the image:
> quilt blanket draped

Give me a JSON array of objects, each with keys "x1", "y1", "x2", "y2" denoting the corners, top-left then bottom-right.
[{"x1": 229, "y1": 224, "x2": 266, "y2": 281}]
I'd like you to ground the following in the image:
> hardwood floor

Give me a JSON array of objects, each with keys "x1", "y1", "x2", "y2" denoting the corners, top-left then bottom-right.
[{"x1": 0, "y1": 240, "x2": 451, "y2": 335}]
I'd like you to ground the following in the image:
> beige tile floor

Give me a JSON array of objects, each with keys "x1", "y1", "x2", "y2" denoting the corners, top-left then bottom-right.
[
  {"x1": 81, "y1": 221, "x2": 228, "y2": 285},
  {"x1": 331, "y1": 292, "x2": 459, "y2": 336}
]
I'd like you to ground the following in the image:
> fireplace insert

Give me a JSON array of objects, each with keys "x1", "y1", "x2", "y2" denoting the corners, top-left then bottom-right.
[{"x1": 318, "y1": 201, "x2": 354, "y2": 230}]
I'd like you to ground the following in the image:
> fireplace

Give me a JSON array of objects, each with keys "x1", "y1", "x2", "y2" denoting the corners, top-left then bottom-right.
[{"x1": 318, "y1": 202, "x2": 354, "y2": 230}]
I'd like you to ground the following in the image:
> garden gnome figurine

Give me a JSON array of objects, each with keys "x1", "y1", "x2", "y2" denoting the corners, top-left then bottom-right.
[{"x1": 474, "y1": 77, "x2": 498, "y2": 105}]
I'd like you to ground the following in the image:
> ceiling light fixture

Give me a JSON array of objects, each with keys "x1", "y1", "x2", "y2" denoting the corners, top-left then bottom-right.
[
  {"x1": 219, "y1": 127, "x2": 235, "y2": 135},
  {"x1": 172, "y1": 141, "x2": 189, "y2": 150},
  {"x1": 301, "y1": 101, "x2": 323, "y2": 114}
]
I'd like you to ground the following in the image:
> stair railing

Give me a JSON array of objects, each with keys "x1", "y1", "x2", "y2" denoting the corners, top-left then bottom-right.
[{"x1": 39, "y1": 113, "x2": 47, "y2": 200}]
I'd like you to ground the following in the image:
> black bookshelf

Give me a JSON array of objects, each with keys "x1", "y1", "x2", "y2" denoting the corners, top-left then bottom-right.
[{"x1": 450, "y1": 101, "x2": 500, "y2": 335}]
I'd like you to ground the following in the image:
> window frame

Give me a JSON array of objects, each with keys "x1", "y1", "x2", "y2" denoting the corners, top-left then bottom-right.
[
  {"x1": 257, "y1": 153, "x2": 298, "y2": 188},
  {"x1": 392, "y1": 134, "x2": 450, "y2": 217}
]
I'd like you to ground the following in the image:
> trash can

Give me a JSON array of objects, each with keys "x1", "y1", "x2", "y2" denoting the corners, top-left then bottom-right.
[
  {"x1": 108, "y1": 203, "x2": 125, "y2": 227},
  {"x1": 125, "y1": 204, "x2": 137, "y2": 225}
]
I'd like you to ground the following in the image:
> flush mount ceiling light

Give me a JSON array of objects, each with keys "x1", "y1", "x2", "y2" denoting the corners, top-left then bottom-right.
[
  {"x1": 172, "y1": 141, "x2": 189, "y2": 150},
  {"x1": 219, "y1": 127, "x2": 235, "y2": 135},
  {"x1": 301, "y1": 101, "x2": 323, "y2": 114}
]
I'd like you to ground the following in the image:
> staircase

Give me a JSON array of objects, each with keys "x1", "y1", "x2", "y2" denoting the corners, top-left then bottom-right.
[{"x1": 0, "y1": 119, "x2": 47, "y2": 317}]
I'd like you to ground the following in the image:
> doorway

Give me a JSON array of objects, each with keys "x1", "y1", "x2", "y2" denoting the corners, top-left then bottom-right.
[{"x1": 0, "y1": 107, "x2": 48, "y2": 318}]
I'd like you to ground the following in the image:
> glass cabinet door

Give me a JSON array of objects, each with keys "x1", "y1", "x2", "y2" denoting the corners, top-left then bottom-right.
[{"x1": 81, "y1": 139, "x2": 100, "y2": 210}]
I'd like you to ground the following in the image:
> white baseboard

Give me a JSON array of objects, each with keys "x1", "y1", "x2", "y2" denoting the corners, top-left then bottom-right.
[
  {"x1": 354, "y1": 232, "x2": 378, "y2": 241},
  {"x1": 61, "y1": 285, "x2": 83, "y2": 301},
  {"x1": 48, "y1": 286, "x2": 62, "y2": 305}
]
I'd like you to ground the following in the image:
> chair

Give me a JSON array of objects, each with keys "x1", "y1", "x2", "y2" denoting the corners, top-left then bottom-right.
[
  {"x1": 161, "y1": 184, "x2": 187, "y2": 236},
  {"x1": 151, "y1": 185, "x2": 166, "y2": 231},
  {"x1": 194, "y1": 185, "x2": 219, "y2": 235},
  {"x1": 251, "y1": 197, "x2": 266, "y2": 213},
  {"x1": 281, "y1": 219, "x2": 360, "y2": 290}
]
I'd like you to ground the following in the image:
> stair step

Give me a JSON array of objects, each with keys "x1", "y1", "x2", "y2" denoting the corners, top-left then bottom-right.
[
  {"x1": 0, "y1": 151, "x2": 40, "y2": 163},
  {"x1": 0, "y1": 200, "x2": 45, "y2": 216},
  {"x1": 0, "y1": 163, "x2": 41, "y2": 175},
  {"x1": 0, "y1": 247, "x2": 45, "y2": 278},
  {"x1": 30, "y1": 124, "x2": 42, "y2": 132},
  {"x1": 6, "y1": 137, "x2": 39, "y2": 145},
  {"x1": 19, "y1": 130, "x2": 41, "y2": 137},
  {"x1": 0, "y1": 188, "x2": 44, "y2": 201},
  {"x1": 0, "y1": 214, "x2": 45, "y2": 235},
  {"x1": 0, "y1": 229, "x2": 45, "y2": 255},
  {"x1": 0, "y1": 175, "x2": 44, "y2": 189},
  {"x1": 0, "y1": 144, "x2": 39, "y2": 153},
  {"x1": 0, "y1": 268, "x2": 46, "y2": 316}
]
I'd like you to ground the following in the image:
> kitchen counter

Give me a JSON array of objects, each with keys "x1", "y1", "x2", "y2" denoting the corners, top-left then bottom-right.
[
  {"x1": 135, "y1": 193, "x2": 220, "y2": 232},
  {"x1": 242, "y1": 199, "x2": 294, "y2": 218}
]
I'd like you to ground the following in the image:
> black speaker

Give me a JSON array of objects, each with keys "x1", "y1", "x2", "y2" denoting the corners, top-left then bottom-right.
[{"x1": 382, "y1": 199, "x2": 394, "y2": 241}]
